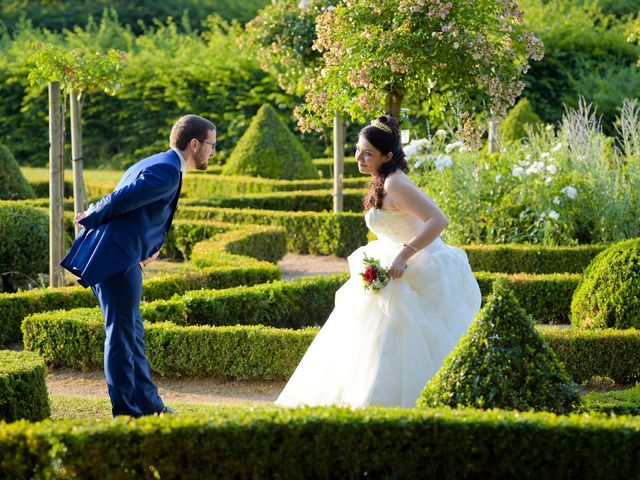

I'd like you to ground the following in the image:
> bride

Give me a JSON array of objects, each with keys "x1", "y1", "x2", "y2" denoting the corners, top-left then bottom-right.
[{"x1": 276, "y1": 115, "x2": 481, "y2": 408}]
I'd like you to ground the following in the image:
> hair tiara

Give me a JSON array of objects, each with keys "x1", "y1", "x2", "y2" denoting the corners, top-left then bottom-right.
[{"x1": 371, "y1": 119, "x2": 392, "y2": 134}]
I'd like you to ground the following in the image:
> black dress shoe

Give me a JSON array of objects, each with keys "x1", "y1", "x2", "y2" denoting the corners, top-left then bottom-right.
[{"x1": 157, "y1": 405, "x2": 175, "y2": 415}]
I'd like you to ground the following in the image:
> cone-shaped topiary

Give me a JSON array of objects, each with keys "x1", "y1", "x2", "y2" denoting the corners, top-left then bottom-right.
[
  {"x1": 571, "y1": 238, "x2": 640, "y2": 329},
  {"x1": 417, "y1": 280, "x2": 580, "y2": 414},
  {"x1": 499, "y1": 98, "x2": 542, "y2": 144},
  {"x1": 222, "y1": 104, "x2": 318, "y2": 180},
  {"x1": 0, "y1": 143, "x2": 35, "y2": 200}
]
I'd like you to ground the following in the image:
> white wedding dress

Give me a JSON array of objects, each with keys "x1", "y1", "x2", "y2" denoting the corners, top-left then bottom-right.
[{"x1": 276, "y1": 208, "x2": 482, "y2": 408}]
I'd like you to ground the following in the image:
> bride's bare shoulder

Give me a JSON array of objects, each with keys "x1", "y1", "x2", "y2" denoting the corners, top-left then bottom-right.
[{"x1": 384, "y1": 170, "x2": 416, "y2": 191}]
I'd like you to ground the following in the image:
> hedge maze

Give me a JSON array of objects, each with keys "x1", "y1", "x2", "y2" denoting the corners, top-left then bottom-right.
[{"x1": 2, "y1": 165, "x2": 640, "y2": 478}]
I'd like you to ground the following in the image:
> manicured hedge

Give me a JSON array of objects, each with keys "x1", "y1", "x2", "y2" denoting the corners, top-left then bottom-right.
[
  {"x1": 181, "y1": 188, "x2": 365, "y2": 212},
  {"x1": 2, "y1": 407, "x2": 640, "y2": 479},
  {"x1": 162, "y1": 219, "x2": 228, "y2": 260},
  {"x1": 0, "y1": 220, "x2": 282, "y2": 346},
  {"x1": 22, "y1": 311, "x2": 316, "y2": 379},
  {"x1": 540, "y1": 325, "x2": 640, "y2": 384},
  {"x1": 191, "y1": 226, "x2": 287, "y2": 265},
  {"x1": 181, "y1": 173, "x2": 369, "y2": 196},
  {"x1": 462, "y1": 243, "x2": 606, "y2": 274},
  {"x1": 23, "y1": 306, "x2": 640, "y2": 384},
  {"x1": 475, "y1": 272, "x2": 580, "y2": 324},
  {"x1": 312, "y1": 157, "x2": 361, "y2": 178},
  {"x1": 0, "y1": 350, "x2": 50, "y2": 422},
  {"x1": 178, "y1": 206, "x2": 367, "y2": 256}
]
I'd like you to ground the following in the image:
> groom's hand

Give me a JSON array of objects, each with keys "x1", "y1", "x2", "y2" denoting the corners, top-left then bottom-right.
[
  {"x1": 73, "y1": 211, "x2": 87, "y2": 227},
  {"x1": 140, "y1": 250, "x2": 160, "y2": 269}
]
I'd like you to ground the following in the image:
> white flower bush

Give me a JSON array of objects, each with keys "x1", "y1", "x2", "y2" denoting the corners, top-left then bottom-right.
[{"x1": 410, "y1": 98, "x2": 640, "y2": 245}]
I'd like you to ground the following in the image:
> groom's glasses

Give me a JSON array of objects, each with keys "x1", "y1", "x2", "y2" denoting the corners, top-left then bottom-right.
[{"x1": 201, "y1": 140, "x2": 217, "y2": 150}]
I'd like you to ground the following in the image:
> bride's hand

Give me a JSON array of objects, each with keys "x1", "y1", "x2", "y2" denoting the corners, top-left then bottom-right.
[{"x1": 389, "y1": 253, "x2": 409, "y2": 279}]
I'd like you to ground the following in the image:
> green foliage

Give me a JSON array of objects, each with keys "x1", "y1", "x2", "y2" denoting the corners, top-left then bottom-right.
[
  {"x1": 582, "y1": 383, "x2": 640, "y2": 416},
  {"x1": 222, "y1": 104, "x2": 318, "y2": 180},
  {"x1": 28, "y1": 42, "x2": 124, "y2": 95},
  {"x1": 0, "y1": 202, "x2": 48, "y2": 292},
  {"x1": 182, "y1": 188, "x2": 365, "y2": 213},
  {"x1": 463, "y1": 243, "x2": 606, "y2": 274},
  {"x1": 179, "y1": 206, "x2": 367, "y2": 257},
  {"x1": 571, "y1": 238, "x2": 640, "y2": 329},
  {"x1": 499, "y1": 98, "x2": 542, "y2": 144},
  {"x1": 541, "y1": 325, "x2": 640, "y2": 383},
  {"x1": 191, "y1": 226, "x2": 287, "y2": 265},
  {"x1": 418, "y1": 281, "x2": 580, "y2": 414},
  {"x1": 521, "y1": 0, "x2": 640, "y2": 134},
  {"x1": 0, "y1": 144, "x2": 35, "y2": 200},
  {"x1": 297, "y1": 0, "x2": 543, "y2": 142},
  {"x1": 22, "y1": 309, "x2": 318, "y2": 379},
  {"x1": 162, "y1": 220, "x2": 227, "y2": 260},
  {"x1": 0, "y1": 350, "x2": 50, "y2": 422},
  {"x1": 244, "y1": 0, "x2": 336, "y2": 96},
  {"x1": 179, "y1": 275, "x2": 347, "y2": 328},
  {"x1": 0, "y1": 1, "x2": 269, "y2": 33},
  {"x1": 182, "y1": 172, "x2": 368, "y2": 196},
  {"x1": 312, "y1": 157, "x2": 361, "y2": 178},
  {"x1": 475, "y1": 271, "x2": 580, "y2": 325},
  {"x1": 412, "y1": 100, "x2": 640, "y2": 246},
  {"x1": 23, "y1": 274, "x2": 639, "y2": 383},
  {"x1": 0, "y1": 15, "x2": 322, "y2": 168},
  {"x1": 2, "y1": 408, "x2": 640, "y2": 479},
  {"x1": 0, "y1": 221, "x2": 280, "y2": 346}
]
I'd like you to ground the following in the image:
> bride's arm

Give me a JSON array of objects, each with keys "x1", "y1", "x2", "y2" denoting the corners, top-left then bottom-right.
[{"x1": 384, "y1": 173, "x2": 448, "y2": 277}]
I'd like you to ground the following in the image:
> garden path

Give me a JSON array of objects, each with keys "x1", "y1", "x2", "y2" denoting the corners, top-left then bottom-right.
[{"x1": 46, "y1": 253, "x2": 349, "y2": 406}]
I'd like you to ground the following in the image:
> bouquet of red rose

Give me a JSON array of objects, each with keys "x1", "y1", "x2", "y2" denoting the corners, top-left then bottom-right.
[{"x1": 360, "y1": 254, "x2": 390, "y2": 294}]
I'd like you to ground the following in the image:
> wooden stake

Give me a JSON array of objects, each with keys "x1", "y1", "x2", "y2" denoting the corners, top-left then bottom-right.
[{"x1": 48, "y1": 81, "x2": 65, "y2": 288}]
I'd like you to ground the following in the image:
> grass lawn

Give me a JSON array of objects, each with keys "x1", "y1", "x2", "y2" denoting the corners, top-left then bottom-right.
[
  {"x1": 49, "y1": 395, "x2": 259, "y2": 420},
  {"x1": 49, "y1": 384, "x2": 640, "y2": 421},
  {"x1": 21, "y1": 167, "x2": 123, "y2": 184}
]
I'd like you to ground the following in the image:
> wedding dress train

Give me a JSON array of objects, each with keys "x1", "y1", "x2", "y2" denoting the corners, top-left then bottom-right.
[{"x1": 276, "y1": 208, "x2": 482, "y2": 408}]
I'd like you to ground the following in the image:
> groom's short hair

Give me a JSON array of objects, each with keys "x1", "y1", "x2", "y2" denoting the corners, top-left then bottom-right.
[{"x1": 170, "y1": 115, "x2": 216, "y2": 150}]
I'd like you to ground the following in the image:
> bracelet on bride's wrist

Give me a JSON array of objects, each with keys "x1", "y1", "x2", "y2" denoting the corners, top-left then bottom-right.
[{"x1": 403, "y1": 242, "x2": 418, "y2": 253}]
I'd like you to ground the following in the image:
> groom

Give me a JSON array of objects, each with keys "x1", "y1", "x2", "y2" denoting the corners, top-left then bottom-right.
[{"x1": 61, "y1": 114, "x2": 216, "y2": 417}]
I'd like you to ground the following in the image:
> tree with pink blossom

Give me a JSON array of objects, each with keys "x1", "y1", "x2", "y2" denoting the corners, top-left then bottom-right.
[{"x1": 296, "y1": 0, "x2": 544, "y2": 147}]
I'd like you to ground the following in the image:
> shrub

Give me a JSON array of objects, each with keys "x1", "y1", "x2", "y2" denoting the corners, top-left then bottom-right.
[
  {"x1": 2, "y1": 408, "x2": 640, "y2": 479},
  {"x1": 582, "y1": 384, "x2": 640, "y2": 416},
  {"x1": 463, "y1": 243, "x2": 605, "y2": 274},
  {"x1": 571, "y1": 238, "x2": 640, "y2": 329},
  {"x1": 181, "y1": 188, "x2": 365, "y2": 213},
  {"x1": 222, "y1": 104, "x2": 318, "y2": 180},
  {"x1": 0, "y1": 350, "x2": 50, "y2": 422},
  {"x1": 0, "y1": 203, "x2": 48, "y2": 292},
  {"x1": 475, "y1": 271, "x2": 580, "y2": 324},
  {"x1": 312, "y1": 157, "x2": 361, "y2": 178},
  {"x1": 418, "y1": 281, "x2": 580, "y2": 414},
  {"x1": 179, "y1": 206, "x2": 367, "y2": 257},
  {"x1": 0, "y1": 144, "x2": 35, "y2": 200},
  {"x1": 191, "y1": 226, "x2": 287, "y2": 265},
  {"x1": 182, "y1": 173, "x2": 368, "y2": 196},
  {"x1": 499, "y1": 98, "x2": 542, "y2": 144},
  {"x1": 541, "y1": 325, "x2": 640, "y2": 384}
]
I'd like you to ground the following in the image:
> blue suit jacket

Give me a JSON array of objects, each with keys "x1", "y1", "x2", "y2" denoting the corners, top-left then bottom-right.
[{"x1": 61, "y1": 149, "x2": 182, "y2": 287}]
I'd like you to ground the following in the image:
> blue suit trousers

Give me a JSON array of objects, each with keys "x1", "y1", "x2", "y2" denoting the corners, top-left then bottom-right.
[{"x1": 92, "y1": 263, "x2": 164, "y2": 417}]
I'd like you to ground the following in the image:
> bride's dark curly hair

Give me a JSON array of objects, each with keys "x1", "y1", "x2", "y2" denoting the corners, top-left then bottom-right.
[{"x1": 361, "y1": 115, "x2": 409, "y2": 211}]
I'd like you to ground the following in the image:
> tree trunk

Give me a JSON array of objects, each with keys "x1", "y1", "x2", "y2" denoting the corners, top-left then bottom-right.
[
  {"x1": 70, "y1": 90, "x2": 87, "y2": 235},
  {"x1": 384, "y1": 86, "x2": 405, "y2": 120},
  {"x1": 488, "y1": 119, "x2": 500, "y2": 153},
  {"x1": 332, "y1": 110, "x2": 344, "y2": 213},
  {"x1": 48, "y1": 81, "x2": 65, "y2": 288}
]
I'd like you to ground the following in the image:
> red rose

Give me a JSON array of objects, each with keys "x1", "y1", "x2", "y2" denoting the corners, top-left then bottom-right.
[{"x1": 363, "y1": 266, "x2": 377, "y2": 283}]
